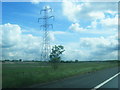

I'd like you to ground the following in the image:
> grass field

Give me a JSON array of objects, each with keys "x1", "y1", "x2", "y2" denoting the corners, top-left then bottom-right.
[{"x1": 2, "y1": 61, "x2": 119, "y2": 88}]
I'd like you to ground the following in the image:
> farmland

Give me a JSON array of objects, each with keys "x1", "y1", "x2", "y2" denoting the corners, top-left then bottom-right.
[{"x1": 2, "y1": 61, "x2": 119, "y2": 88}]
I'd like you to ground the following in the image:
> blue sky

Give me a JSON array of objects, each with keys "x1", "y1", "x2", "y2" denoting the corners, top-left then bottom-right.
[
  {"x1": 1, "y1": 1, "x2": 119, "y2": 61},
  {"x1": 2, "y1": 2, "x2": 70, "y2": 32}
]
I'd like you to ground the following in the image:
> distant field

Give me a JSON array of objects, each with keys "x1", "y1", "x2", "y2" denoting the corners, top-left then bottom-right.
[{"x1": 2, "y1": 61, "x2": 119, "y2": 88}]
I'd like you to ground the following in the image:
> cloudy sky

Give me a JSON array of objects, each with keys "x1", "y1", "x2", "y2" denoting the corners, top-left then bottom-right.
[{"x1": 1, "y1": 1, "x2": 119, "y2": 61}]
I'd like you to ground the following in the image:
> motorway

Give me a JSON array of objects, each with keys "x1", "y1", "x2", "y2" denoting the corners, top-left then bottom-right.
[{"x1": 29, "y1": 67, "x2": 120, "y2": 89}]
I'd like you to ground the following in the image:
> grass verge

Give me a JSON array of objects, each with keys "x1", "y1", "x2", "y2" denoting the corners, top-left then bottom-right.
[{"x1": 2, "y1": 61, "x2": 119, "y2": 88}]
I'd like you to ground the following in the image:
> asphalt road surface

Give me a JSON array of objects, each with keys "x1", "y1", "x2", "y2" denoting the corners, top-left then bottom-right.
[
  {"x1": 100, "y1": 74, "x2": 119, "y2": 88},
  {"x1": 29, "y1": 67, "x2": 120, "y2": 89}
]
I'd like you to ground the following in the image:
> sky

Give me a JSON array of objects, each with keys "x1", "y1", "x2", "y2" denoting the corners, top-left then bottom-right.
[{"x1": 0, "y1": 0, "x2": 119, "y2": 61}]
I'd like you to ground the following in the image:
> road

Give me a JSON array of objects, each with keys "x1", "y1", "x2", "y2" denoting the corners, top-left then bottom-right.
[
  {"x1": 29, "y1": 67, "x2": 119, "y2": 89},
  {"x1": 100, "y1": 74, "x2": 119, "y2": 88}
]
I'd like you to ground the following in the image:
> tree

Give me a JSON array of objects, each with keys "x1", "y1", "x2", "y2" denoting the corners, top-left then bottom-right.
[
  {"x1": 75, "y1": 60, "x2": 79, "y2": 63},
  {"x1": 19, "y1": 59, "x2": 22, "y2": 62},
  {"x1": 49, "y1": 45, "x2": 65, "y2": 69}
]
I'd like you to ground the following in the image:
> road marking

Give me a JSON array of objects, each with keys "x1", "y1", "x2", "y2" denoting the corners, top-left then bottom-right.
[{"x1": 91, "y1": 72, "x2": 120, "y2": 90}]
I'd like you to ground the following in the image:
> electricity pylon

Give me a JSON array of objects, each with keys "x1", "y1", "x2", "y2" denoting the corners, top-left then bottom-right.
[{"x1": 38, "y1": 6, "x2": 54, "y2": 61}]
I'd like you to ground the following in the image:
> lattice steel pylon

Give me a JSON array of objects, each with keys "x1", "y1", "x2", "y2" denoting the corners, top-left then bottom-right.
[{"x1": 38, "y1": 6, "x2": 54, "y2": 61}]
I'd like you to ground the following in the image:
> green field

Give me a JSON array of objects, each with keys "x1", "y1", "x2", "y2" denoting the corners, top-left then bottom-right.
[{"x1": 2, "y1": 61, "x2": 119, "y2": 88}]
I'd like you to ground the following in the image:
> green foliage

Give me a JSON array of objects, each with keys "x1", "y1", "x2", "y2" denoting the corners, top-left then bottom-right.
[
  {"x1": 50, "y1": 45, "x2": 65, "y2": 62},
  {"x1": 49, "y1": 45, "x2": 65, "y2": 69},
  {"x1": 75, "y1": 60, "x2": 79, "y2": 63},
  {"x1": 19, "y1": 59, "x2": 22, "y2": 62}
]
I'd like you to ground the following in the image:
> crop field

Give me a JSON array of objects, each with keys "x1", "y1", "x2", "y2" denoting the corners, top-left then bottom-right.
[{"x1": 2, "y1": 61, "x2": 119, "y2": 88}]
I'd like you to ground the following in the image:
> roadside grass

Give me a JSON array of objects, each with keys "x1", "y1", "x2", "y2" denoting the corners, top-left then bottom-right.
[{"x1": 2, "y1": 61, "x2": 119, "y2": 88}]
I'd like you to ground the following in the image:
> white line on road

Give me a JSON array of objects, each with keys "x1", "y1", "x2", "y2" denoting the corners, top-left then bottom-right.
[{"x1": 91, "y1": 72, "x2": 120, "y2": 90}]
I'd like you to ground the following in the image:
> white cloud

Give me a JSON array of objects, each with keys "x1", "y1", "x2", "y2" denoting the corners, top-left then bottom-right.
[
  {"x1": 1, "y1": 23, "x2": 68, "y2": 60},
  {"x1": 63, "y1": 42, "x2": 91, "y2": 61},
  {"x1": 1, "y1": 23, "x2": 21, "y2": 48},
  {"x1": 90, "y1": 20, "x2": 97, "y2": 29},
  {"x1": 63, "y1": 34, "x2": 118, "y2": 61},
  {"x1": 80, "y1": 36, "x2": 118, "y2": 49},
  {"x1": 69, "y1": 23, "x2": 85, "y2": 32},
  {"x1": 105, "y1": 10, "x2": 117, "y2": 16},
  {"x1": 81, "y1": 35, "x2": 118, "y2": 60},
  {"x1": 62, "y1": 1, "x2": 118, "y2": 23},
  {"x1": 1, "y1": 23, "x2": 118, "y2": 61},
  {"x1": 62, "y1": 1, "x2": 83, "y2": 22},
  {"x1": 31, "y1": 0, "x2": 41, "y2": 4},
  {"x1": 89, "y1": 11, "x2": 105, "y2": 20},
  {"x1": 69, "y1": 13, "x2": 118, "y2": 34},
  {"x1": 49, "y1": 31, "x2": 67, "y2": 41},
  {"x1": 49, "y1": 32, "x2": 55, "y2": 41},
  {"x1": 1, "y1": 23, "x2": 42, "y2": 60},
  {"x1": 100, "y1": 15, "x2": 118, "y2": 26}
]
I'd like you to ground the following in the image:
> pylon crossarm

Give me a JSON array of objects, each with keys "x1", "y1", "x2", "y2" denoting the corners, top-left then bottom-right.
[
  {"x1": 40, "y1": 9, "x2": 46, "y2": 14},
  {"x1": 38, "y1": 18, "x2": 44, "y2": 22},
  {"x1": 48, "y1": 16, "x2": 54, "y2": 20},
  {"x1": 40, "y1": 8, "x2": 52, "y2": 14}
]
